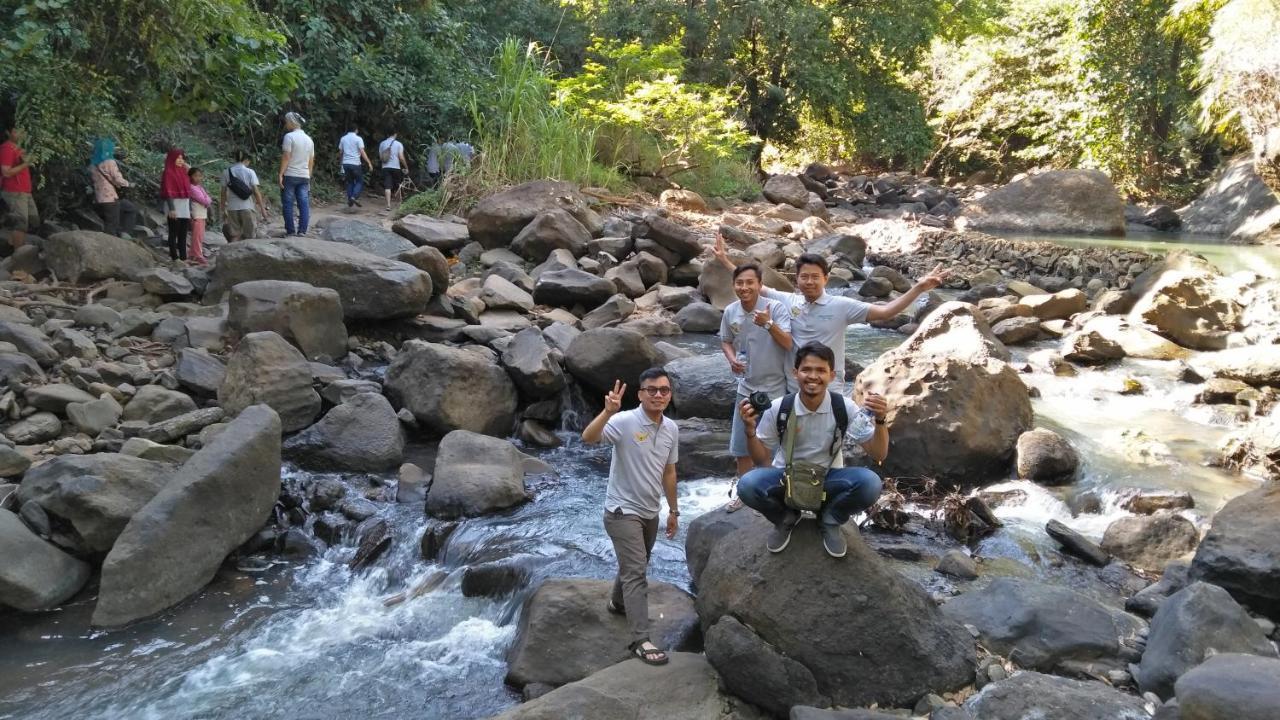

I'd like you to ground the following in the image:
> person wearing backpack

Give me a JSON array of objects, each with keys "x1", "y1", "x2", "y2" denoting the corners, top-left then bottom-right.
[
  {"x1": 378, "y1": 132, "x2": 408, "y2": 211},
  {"x1": 736, "y1": 342, "x2": 889, "y2": 558},
  {"x1": 220, "y1": 150, "x2": 267, "y2": 242}
]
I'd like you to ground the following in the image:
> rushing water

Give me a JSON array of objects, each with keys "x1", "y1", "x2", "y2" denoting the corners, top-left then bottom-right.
[{"x1": 1, "y1": 232, "x2": 1272, "y2": 720}]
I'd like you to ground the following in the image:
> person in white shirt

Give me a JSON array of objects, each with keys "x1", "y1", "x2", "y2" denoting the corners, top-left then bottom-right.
[
  {"x1": 738, "y1": 343, "x2": 890, "y2": 558},
  {"x1": 337, "y1": 125, "x2": 373, "y2": 208},
  {"x1": 379, "y1": 133, "x2": 409, "y2": 211},
  {"x1": 220, "y1": 150, "x2": 267, "y2": 241},
  {"x1": 277, "y1": 111, "x2": 315, "y2": 236},
  {"x1": 713, "y1": 234, "x2": 947, "y2": 391},
  {"x1": 581, "y1": 369, "x2": 681, "y2": 666}
]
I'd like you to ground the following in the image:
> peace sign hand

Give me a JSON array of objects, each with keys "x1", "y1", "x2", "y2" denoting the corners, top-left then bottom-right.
[
  {"x1": 918, "y1": 263, "x2": 949, "y2": 290},
  {"x1": 604, "y1": 380, "x2": 626, "y2": 414}
]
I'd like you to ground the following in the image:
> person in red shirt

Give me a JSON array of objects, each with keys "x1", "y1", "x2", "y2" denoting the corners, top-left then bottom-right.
[{"x1": 1, "y1": 125, "x2": 38, "y2": 248}]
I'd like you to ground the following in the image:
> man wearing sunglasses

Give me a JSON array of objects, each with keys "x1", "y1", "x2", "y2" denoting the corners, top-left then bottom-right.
[{"x1": 582, "y1": 368, "x2": 680, "y2": 667}]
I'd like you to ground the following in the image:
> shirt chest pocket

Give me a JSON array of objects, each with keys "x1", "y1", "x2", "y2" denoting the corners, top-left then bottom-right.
[{"x1": 652, "y1": 436, "x2": 674, "y2": 458}]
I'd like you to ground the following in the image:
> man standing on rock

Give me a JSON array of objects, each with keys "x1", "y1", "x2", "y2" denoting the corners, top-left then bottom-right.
[
  {"x1": 738, "y1": 342, "x2": 889, "y2": 558},
  {"x1": 714, "y1": 234, "x2": 947, "y2": 391},
  {"x1": 581, "y1": 369, "x2": 680, "y2": 666},
  {"x1": 720, "y1": 263, "x2": 792, "y2": 507}
]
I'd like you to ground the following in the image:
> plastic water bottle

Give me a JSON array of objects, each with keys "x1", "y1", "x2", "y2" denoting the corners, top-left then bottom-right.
[{"x1": 735, "y1": 349, "x2": 748, "y2": 378}]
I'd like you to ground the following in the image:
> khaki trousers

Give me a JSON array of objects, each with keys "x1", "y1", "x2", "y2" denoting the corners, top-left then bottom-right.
[{"x1": 603, "y1": 509, "x2": 658, "y2": 645}]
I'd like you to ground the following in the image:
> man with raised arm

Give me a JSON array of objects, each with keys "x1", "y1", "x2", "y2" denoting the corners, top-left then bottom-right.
[
  {"x1": 713, "y1": 233, "x2": 947, "y2": 391},
  {"x1": 581, "y1": 369, "x2": 680, "y2": 666},
  {"x1": 738, "y1": 342, "x2": 890, "y2": 558}
]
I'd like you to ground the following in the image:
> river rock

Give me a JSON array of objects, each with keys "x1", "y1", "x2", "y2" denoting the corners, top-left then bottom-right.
[
  {"x1": 1137, "y1": 581, "x2": 1278, "y2": 699},
  {"x1": 696, "y1": 515, "x2": 975, "y2": 710},
  {"x1": 428, "y1": 430, "x2": 530, "y2": 518},
  {"x1": 1063, "y1": 328, "x2": 1126, "y2": 364},
  {"x1": 1178, "y1": 156, "x2": 1280, "y2": 241},
  {"x1": 1100, "y1": 513, "x2": 1199, "y2": 572},
  {"x1": 644, "y1": 213, "x2": 702, "y2": 261},
  {"x1": 1019, "y1": 288, "x2": 1087, "y2": 320},
  {"x1": 385, "y1": 341, "x2": 518, "y2": 437},
  {"x1": 0, "y1": 322, "x2": 59, "y2": 367},
  {"x1": 133, "y1": 407, "x2": 225, "y2": 444},
  {"x1": 992, "y1": 316, "x2": 1042, "y2": 344},
  {"x1": 392, "y1": 214, "x2": 471, "y2": 251},
  {"x1": 665, "y1": 354, "x2": 737, "y2": 419},
  {"x1": 1174, "y1": 653, "x2": 1280, "y2": 720},
  {"x1": 958, "y1": 170, "x2": 1125, "y2": 235},
  {"x1": 0, "y1": 509, "x2": 90, "y2": 610},
  {"x1": 207, "y1": 239, "x2": 431, "y2": 320},
  {"x1": 25, "y1": 383, "x2": 96, "y2": 414},
  {"x1": 532, "y1": 268, "x2": 616, "y2": 309},
  {"x1": 1241, "y1": 280, "x2": 1280, "y2": 345},
  {"x1": 1015, "y1": 428, "x2": 1080, "y2": 484},
  {"x1": 1130, "y1": 270, "x2": 1242, "y2": 350},
  {"x1": 1046, "y1": 519, "x2": 1110, "y2": 566},
  {"x1": 856, "y1": 302, "x2": 1031, "y2": 482},
  {"x1": 1192, "y1": 345, "x2": 1280, "y2": 387},
  {"x1": 0, "y1": 447, "x2": 30, "y2": 478},
  {"x1": 500, "y1": 327, "x2": 566, "y2": 399},
  {"x1": 4, "y1": 412, "x2": 62, "y2": 444},
  {"x1": 17, "y1": 453, "x2": 172, "y2": 554},
  {"x1": 217, "y1": 331, "x2": 320, "y2": 433},
  {"x1": 480, "y1": 274, "x2": 535, "y2": 312},
  {"x1": 705, "y1": 613, "x2": 826, "y2": 716},
  {"x1": 1189, "y1": 483, "x2": 1280, "y2": 617},
  {"x1": 564, "y1": 328, "x2": 660, "y2": 398},
  {"x1": 175, "y1": 348, "x2": 226, "y2": 396},
  {"x1": 511, "y1": 208, "x2": 591, "y2": 261},
  {"x1": 965, "y1": 671, "x2": 1150, "y2": 720},
  {"x1": 672, "y1": 418, "x2": 733, "y2": 479},
  {"x1": 284, "y1": 393, "x2": 403, "y2": 472},
  {"x1": 1079, "y1": 315, "x2": 1188, "y2": 360},
  {"x1": 505, "y1": 578, "x2": 699, "y2": 688},
  {"x1": 674, "y1": 302, "x2": 722, "y2": 332},
  {"x1": 66, "y1": 394, "x2": 124, "y2": 436},
  {"x1": 122, "y1": 384, "x2": 197, "y2": 425},
  {"x1": 320, "y1": 217, "x2": 415, "y2": 257},
  {"x1": 684, "y1": 507, "x2": 755, "y2": 586},
  {"x1": 468, "y1": 180, "x2": 599, "y2": 249},
  {"x1": 1220, "y1": 411, "x2": 1280, "y2": 481},
  {"x1": 944, "y1": 577, "x2": 1143, "y2": 673},
  {"x1": 92, "y1": 405, "x2": 282, "y2": 627},
  {"x1": 489, "y1": 653, "x2": 745, "y2": 720},
  {"x1": 43, "y1": 231, "x2": 157, "y2": 283},
  {"x1": 0, "y1": 351, "x2": 45, "y2": 387},
  {"x1": 764, "y1": 174, "x2": 810, "y2": 208},
  {"x1": 227, "y1": 280, "x2": 347, "y2": 361},
  {"x1": 394, "y1": 246, "x2": 449, "y2": 298},
  {"x1": 581, "y1": 294, "x2": 635, "y2": 330}
]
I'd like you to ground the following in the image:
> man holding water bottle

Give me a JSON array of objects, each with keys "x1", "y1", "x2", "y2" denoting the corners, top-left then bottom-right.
[{"x1": 720, "y1": 264, "x2": 793, "y2": 504}]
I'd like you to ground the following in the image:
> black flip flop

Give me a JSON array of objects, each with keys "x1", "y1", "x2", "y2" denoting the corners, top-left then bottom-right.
[{"x1": 630, "y1": 640, "x2": 669, "y2": 666}]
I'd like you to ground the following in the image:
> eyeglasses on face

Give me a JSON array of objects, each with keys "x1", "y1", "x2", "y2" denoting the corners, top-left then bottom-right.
[{"x1": 640, "y1": 386, "x2": 672, "y2": 396}]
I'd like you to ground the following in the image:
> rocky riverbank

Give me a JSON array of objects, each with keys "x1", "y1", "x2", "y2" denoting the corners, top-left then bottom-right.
[{"x1": 1, "y1": 170, "x2": 1278, "y2": 719}]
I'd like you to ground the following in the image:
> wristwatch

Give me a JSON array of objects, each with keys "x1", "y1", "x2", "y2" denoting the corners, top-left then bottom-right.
[
  {"x1": 763, "y1": 320, "x2": 774, "y2": 330},
  {"x1": 669, "y1": 509, "x2": 680, "y2": 516},
  {"x1": 875, "y1": 417, "x2": 887, "y2": 426}
]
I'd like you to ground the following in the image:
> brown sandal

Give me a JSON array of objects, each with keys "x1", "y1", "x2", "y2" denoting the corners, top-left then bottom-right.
[{"x1": 630, "y1": 639, "x2": 669, "y2": 666}]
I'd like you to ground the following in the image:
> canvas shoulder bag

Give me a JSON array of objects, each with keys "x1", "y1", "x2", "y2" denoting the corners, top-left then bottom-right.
[{"x1": 779, "y1": 391, "x2": 848, "y2": 512}]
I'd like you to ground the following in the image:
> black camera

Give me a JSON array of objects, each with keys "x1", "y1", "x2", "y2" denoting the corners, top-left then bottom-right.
[{"x1": 747, "y1": 391, "x2": 773, "y2": 416}]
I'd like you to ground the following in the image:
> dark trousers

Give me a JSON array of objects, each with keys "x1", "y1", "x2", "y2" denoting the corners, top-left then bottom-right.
[
  {"x1": 603, "y1": 509, "x2": 659, "y2": 645},
  {"x1": 166, "y1": 217, "x2": 189, "y2": 260},
  {"x1": 97, "y1": 199, "x2": 137, "y2": 237},
  {"x1": 342, "y1": 164, "x2": 364, "y2": 203},
  {"x1": 739, "y1": 466, "x2": 883, "y2": 526}
]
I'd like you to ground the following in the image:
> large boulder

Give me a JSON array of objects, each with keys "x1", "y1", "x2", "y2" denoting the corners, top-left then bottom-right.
[
  {"x1": 468, "y1": 180, "x2": 599, "y2": 249},
  {"x1": 428, "y1": 430, "x2": 531, "y2": 518},
  {"x1": 665, "y1": 354, "x2": 737, "y2": 419},
  {"x1": 1189, "y1": 483, "x2": 1280, "y2": 617},
  {"x1": 384, "y1": 341, "x2": 518, "y2": 437},
  {"x1": 206, "y1": 239, "x2": 431, "y2": 320},
  {"x1": 1130, "y1": 270, "x2": 1243, "y2": 350},
  {"x1": 1137, "y1": 582, "x2": 1278, "y2": 699},
  {"x1": 0, "y1": 322, "x2": 59, "y2": 367},
  {"x1": 965, "y1": 671, "x2": 1150, "y2": 720},
  {"x1": 1178, "y1": 156, "x2": 1280, "y2": 241},
  {"x1": 855, "y1": 302, "x2": 1032, "y2": 482},
  {"x1": 17, "y1": 454, "x2": 172, "y2": 554},
  {"x1": 764, "y1": 174, "x2": 810, "y2": 208},
  {"x1": 1192, "y1": 345, "x2": 1280, "y2": 387},
  {"x1": 511, "y1": 208, "x2": 591, "y2": 261},
  {"x1": 1015, "y1": 428, "x2": 1080, "y2": 484},
  {"x1": 942, "y1": 577, "x2": 1144, "y2": 674},
  {"x1": 1220, "y1": 411, "x2": 1280, "y2": 481},
  {"x1": 284, "y1": 393, "x2": 404, "y2": 472},
  {"x1": 392, "y1": 214, "x2": 470, "y2": 251},
  {"x1": 319, "y1": 217, "x2": 415, "y2": 257},
  {"x1": 92, "y1": 405, "x2": 282, "y2": 627},
  {"x1": 500, "y1": 327, "x2": 566, "y2": 399},
  {"x1": 643, "y1": 213, "x2": 702, "y2": 261},
  {"x1": 533, "y1": 268, "x2": 616, "y2": 309},
  {"x1": 43, "y1": 231, "x2": 156, "y2": 283},
  {"x1": 565, "y1": 328, "x2": 660, "y2": 399},
  {"x1": 488, "y1": 653, "x2": 747, "y2": 720},
  {"x1": 1019, "y1": 289, "x2": 1087, "y2": 321},
  {"x1": 122, "y1": 384, "x2": 197, "y2": 424},
  {"x1": 696, "y1": 516, "x2": 976, "y2": 711},
  {"x1": 227, "y1": 280, "x2": 348, "y2": 361},
  {"x1": 959, "y1": 170, "x2": 1126, "y2": 235},
  {"x1": 505, "y1": 578, "x2": 700, "y2": 688},
  {"x1": 684, "y1": 506, "x2": 755, "y2": 586},
  {"x1": 217, "y1": 331, "x2": 321, "y2": 433},
  {"x1": 1100, "y1": 512, "x2": 1200, "y2": 572},
  {"x1": 1078, "y1": 315, "x2": 1188, "y2": 361},
  {"x1": 1174, "y1": 653, "x2": 1280, "y2": 720},
  {"x1": 0, "y1": 509, "x2": 90, "y2": 610}
]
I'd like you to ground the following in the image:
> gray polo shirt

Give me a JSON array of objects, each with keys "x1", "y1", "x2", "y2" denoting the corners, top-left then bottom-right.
[
  {"x1": 602, "y1": 408, "x2": 679, "y2": 518},
  {"x1": 762, "y1": 289, "x2": 871, "y2": 384},
  {"x1": 720, "y1": 297, "x2": 792, "y2": 397},
  {"x1": 755, "y1": 393, "x2": 875, "y2": 469}
]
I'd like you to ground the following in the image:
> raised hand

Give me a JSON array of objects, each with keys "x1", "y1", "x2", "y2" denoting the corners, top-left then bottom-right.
[
  {"x1": 713, "y1": 231, "x2": 735, "y2": 269},
  {"x1": 862, "y1": 392, "x2": 889, "y2": 421},
  {"x1": 604, "y1": 380, "x2": 626, "y2": 414},
  {"x1": 753, "y1": 309, "x2": 771, "y2": 327},
  {"x1": 917, "y1": 263, "x2": 949, "y2": 291}
]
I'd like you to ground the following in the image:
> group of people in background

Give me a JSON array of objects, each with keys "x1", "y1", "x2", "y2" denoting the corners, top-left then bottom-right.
[{"x1": 336, "y1": 124, "x2": 412, "y2": 212}]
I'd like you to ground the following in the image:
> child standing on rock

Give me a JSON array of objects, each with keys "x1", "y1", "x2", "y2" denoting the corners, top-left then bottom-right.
[{"x1": 187, "y1": 167, "x2": 211, "y2": 265}]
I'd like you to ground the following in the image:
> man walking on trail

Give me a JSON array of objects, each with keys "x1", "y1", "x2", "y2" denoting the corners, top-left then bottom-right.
[
  {"x1": 581, "y1": 369, "x2": 681, "y2": 667},
  {"x1": 720, "y1": 263, "x2": 792, "y2": 506},
  {"x1": 737, "y1": 342, "x2": 890, "y2": 558},
  {"x1": 379, "y1": 132, "x2": 409, "y2": 211},
  {"x1": 278, "y1": 111, "x2": 314, "y2": 236},
  {"x1": 1, "y1": 125, "x2": 38, "y2": 248},
  {"x1": 338, "y1": 124, "x2": 373, "y2": 208},
  {"x1": 713, "y1": 234, "x2": 948, "y2": 391},
  {"x1": 221, "y1": 150, "x2": 267, "y2": 241}
]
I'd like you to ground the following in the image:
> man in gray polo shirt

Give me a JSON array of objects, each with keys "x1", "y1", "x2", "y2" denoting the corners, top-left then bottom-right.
[{"x1": 581, "y1": 368, "x2": 680, "y2": 666}]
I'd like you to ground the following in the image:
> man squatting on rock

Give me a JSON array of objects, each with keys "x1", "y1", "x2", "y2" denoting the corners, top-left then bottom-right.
[
  {"x1": 581, "y1": 368, "x2": 680, "y2": 666},
  {"x1": 738, "y1": 342, "x2": 890, "y2": 559},
  {"x1": 713, "y1": 234, "x2": 945, "y2": 509}
]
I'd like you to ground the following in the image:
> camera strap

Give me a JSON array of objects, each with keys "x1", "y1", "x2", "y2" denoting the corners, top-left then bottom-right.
[{"x1": 776, "y1": 391, "x2": 847, "y2": 463}]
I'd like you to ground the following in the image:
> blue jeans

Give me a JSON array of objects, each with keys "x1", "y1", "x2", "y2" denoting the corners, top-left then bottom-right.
[
  {"x1": 738, "y1": 466, "x2": 882, "y2": 526},
  {"x1": 342, "y1": 164, "x2": 364, "y2": 203},
  {"x1": 281, "y1": 176, "x2": 311, "y2": 235}
]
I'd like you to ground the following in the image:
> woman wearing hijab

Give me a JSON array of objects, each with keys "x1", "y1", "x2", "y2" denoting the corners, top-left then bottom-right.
[
  {"x1": 90, "y1": 138, "x2": 136, "y2": 237},
  {"x1": 160, "y1": 148, "x2": 191, "y2": 261}
]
